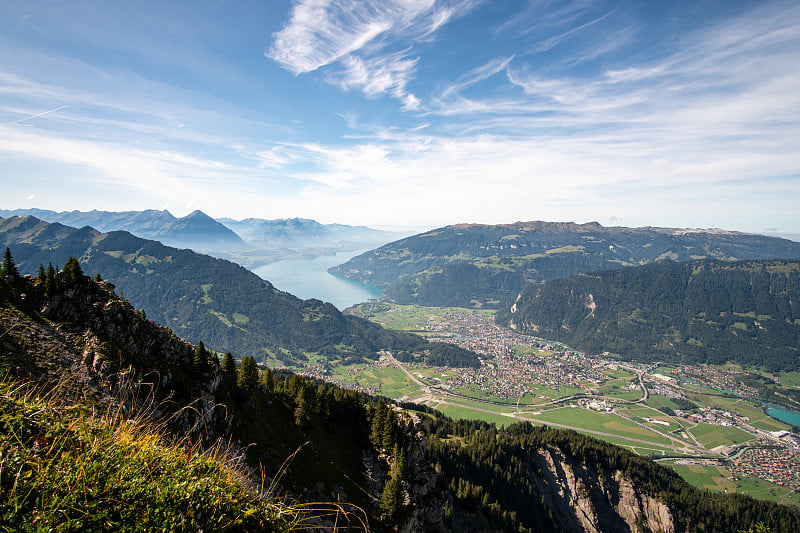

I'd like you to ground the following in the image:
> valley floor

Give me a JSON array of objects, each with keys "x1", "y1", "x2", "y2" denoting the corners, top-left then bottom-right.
[{"x1": 301, "y1": 303, "x2": 800, "y2": 509}]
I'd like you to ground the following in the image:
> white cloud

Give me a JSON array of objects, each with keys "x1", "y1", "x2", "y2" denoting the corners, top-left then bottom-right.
[
  {"x1": 329, "y1": 52, "x2": 419, "y2": 99},
  {"x1": 440, "y1": 55, "x2": 514, "y2": 99},
  {"x1": 267, "y1": 0, "x2": 479, "y2": 107}
]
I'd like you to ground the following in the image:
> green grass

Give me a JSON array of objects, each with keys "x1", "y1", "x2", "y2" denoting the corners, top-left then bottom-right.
[
  {"x1": 734, "y1": 474, "x2": 800, "y2": 508},
  {"x1": 688, "y1": 423, "x2": 755, "y2": 449},
  {"x1": 524, "y1": 406, "x2": 673, "y2": 446},
  {"x1": 0, "y1": 376, "x2": 354, "y2": 532},
  {"x1": 435, "y1": 403, "x2": 516, "y2": 427},
  {"x1": 777, "y1": 371, "x2": 800, "y2": 388},
  {"x1": 668, "y1": 463, "x2": 735, "y2": 492}
]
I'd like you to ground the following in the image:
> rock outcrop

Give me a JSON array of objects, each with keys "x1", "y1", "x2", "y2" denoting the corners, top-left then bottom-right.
[{"x1": 534, "y1": 446, "x2": 674, "y2": 533}]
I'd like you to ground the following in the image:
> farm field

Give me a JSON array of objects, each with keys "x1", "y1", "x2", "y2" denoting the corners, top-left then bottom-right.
[{"x1": 688, "y1": 423, "x2": 756, "y2": 448}]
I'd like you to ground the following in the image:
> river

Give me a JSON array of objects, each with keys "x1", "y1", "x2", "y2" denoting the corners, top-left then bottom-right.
[{"x1": 251, "y1": 249, "x2": 381, "y2": 311}]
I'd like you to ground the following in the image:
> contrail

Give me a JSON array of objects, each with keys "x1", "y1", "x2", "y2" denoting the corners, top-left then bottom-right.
[{"x1": 9, "y1": 105, "x2": 69, "y2": 124}]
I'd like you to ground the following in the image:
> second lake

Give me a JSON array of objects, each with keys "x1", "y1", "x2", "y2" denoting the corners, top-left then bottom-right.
[{"x1": 251, "y1": 249, "x2": 381, "y2": 311}]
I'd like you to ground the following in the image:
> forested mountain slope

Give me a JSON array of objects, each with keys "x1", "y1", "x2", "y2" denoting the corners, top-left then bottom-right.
[
  {"x1": 0, "y1": 215, "x2": 476, "y2": 367},
  {"x1": 497, "y1": 259, "x2": 800, "y2": 371},
  {"x1": 2, "y1": 266, "x2": 797, "y2": 532},
  {"x1": 331, "y1": 221, "x2": 800, "y2": 308}
]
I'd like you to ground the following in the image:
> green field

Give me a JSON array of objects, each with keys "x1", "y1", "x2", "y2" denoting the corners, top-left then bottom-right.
[
  {"x1": 662, "y1": 462, "x2": 800, "y2": 507},
  {"x1": 435, "y1": 403, "x2": 517, "y2": 427},
  {"x1": 524, "y1": 406, "x2": 674, "y2": 446},
  {"x1": 669, "y1": 463, "x2": 735, "y2": 492},
  {"x1": 688, "y1": 423, "x2": 755, "y2": 449},
  {"x1": 777, "y1": 371, "x2": 800, "y2": 388}
]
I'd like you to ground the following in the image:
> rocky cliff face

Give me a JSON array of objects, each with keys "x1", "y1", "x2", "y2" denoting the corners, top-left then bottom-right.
[
  {"x1": 397, "y1": 411, "x2": 448, "y2": 533},
  {"x1": 534, "y1": 446, "x2": 673, "y2": 533}
]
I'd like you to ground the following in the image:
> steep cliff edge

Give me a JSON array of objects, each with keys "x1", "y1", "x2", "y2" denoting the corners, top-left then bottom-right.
[{"x1": 535, "y1": 446, "x2": 673, "y2": 533}]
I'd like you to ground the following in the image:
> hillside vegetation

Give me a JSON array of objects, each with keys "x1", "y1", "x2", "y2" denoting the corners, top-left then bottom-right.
[
  {"x1": 0, "y1": 216, "x2": 478, "y2": 368},
  {"x1": 0, "y1": 376, "x2": 290, "y2": 532},
  {"x1": 2, "y1": 255, "x2": 798, "y2": 531},
  {"x1": 331, "y1": 221, "x2": 800, "y2": 308},
  {"x1": 497, "y1": 259, "x2": 800, "y2": 371}
]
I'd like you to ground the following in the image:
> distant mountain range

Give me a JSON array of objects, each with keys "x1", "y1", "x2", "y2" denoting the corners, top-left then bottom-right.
[
  {"x1": 0, "y1": 208, "x2": 245, "y2": 252},
  {"x1": 218, "y1": 216, "x2": 405, "y2": 249},
  {"x1": 496, "y1": 258, "x2": 800, "y2": 371},
  {"x1": 0, "y1": 215, "x2": 476, "y2": 367},
  {"x1": 331, "y1": 221, "x2": 800, "y2": 308},
  {"x1": 0, "y1": 209, "x2": 405, "y2": 259}
]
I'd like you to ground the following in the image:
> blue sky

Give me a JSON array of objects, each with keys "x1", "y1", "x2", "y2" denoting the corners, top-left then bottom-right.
[{"x1": 1, "y1": 0, "x2": 798, "y2": 235}]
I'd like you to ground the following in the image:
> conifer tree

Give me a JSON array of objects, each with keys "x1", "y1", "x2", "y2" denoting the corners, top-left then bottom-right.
[
  {"x1": 221, "y1": 352, "x2": 236, "y2": 376},
  {"x1": 370, "y1": 401, "x2": 387, "y2": 448},
  {"x1": 63, "y1": 257, "x2": 83, "y2": 285},
  {"x1": 1, "y1": 247, "x2": 19, "y2": 279},
  {"x1": 379, "y1": 461, "x2": 404, "y2": 522},
  {"x1": 45, "y1": 263, "x2": 56, "y2": 295},
  {"x1": 294, "y1": 384, "x2": 314, "y2": 429},
  {"x1": 237, "y1": 355, "x2": 259, "y2": 391},
  {"x1": 193, "y1": 341, "x2": 208, "y2": 373},
  {"x1": 37, "y1": 264, "x2": 46, "y2": 282},
  {"x1": 260, "y1": 367, "x2": 275, "y2": 392}
]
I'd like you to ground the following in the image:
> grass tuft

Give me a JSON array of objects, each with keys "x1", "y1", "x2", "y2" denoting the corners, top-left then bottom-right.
[{"x1": 0, "y1": 374, "x2": 366, "y2": 532}]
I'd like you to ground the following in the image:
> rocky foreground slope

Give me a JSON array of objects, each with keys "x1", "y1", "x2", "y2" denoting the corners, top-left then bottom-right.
[{"x1": 1, "y1": 263, "x2": 797, "y2": 532}]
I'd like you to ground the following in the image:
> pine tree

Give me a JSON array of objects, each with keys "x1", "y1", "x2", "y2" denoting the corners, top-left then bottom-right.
[
  {"x1": 37, "y1": 264, "x2": 46, "y2": 282},
  {"x1": 370, "y1": 401, "x2": 387, "y2": 448},
  {"x1": 1, "y1": 247, "x2": 19, "y2": 279},
  {"x1": 294, "y1": 385, "x2": 314, "y2": 429},
  {"x1": 260, "y1": 367, "x2": 275, "y2": 392},
  {"x1": 45, "y1": 263, "x2": 56, "y2": 295},
  {"x1": 193, "y1": 341, "x2": 208, "y2": 373},
  {"x1": 237, "y1": 356, "x2": 259, "y2": 391},
  {"x1": 382, "y1": 408, "x2": 398, "y2": 450},
  {"x1": 221, "y1": 352, "x2": 236, "y2": 376},
  {"x1": 63, "y1": 257, "x2": 83, "y2": 285},
  {"x1": 379, "y1": 466, "x2": 403, "y2": 522}
]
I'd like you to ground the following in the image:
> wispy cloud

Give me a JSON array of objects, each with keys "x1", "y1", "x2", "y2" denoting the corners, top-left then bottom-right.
[
  {"x1": 266, "y1": 0, "x2": 479, "y2": 107},
  {"x1": 328, "y1": 51, "x2": 419, "y2": 101},
  {"x1": 528, "y1": 10, "x2": 615, "y2": 54},
  {"x1": 440, "y1": 55, "x2": 514, "y2": 99},
  {"x1": 273, "y1": 2, "x2": 800, "y2": 227}
]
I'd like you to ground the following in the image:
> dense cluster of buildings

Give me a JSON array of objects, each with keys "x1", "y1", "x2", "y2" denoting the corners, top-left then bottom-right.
[
  {"x1": 423, "y1": 310, "x2": 611, "y2": 399},
  {"x1": 671, "y1": 365, "x2": 763, "y2": 399},
  {"x1": 729, "y1": 446, "x2": 800, "y2": 491}
]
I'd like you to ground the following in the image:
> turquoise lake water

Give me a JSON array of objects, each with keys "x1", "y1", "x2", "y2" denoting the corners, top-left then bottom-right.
[
  {"x1": 766, "y1": 405, "x2": 800, "y2": 427},
  {"x1": 251, "y1": 249, "x2": 381, "y2": 311}
]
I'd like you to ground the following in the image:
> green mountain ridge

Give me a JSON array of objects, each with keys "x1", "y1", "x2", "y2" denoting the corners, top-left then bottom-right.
[
  {"x1": 2, "y1": 259, "x2": 798, "y2": 532},
  {"x1": 497, "y1": 258, "x2": 800, "y2": 372},
  {"x1": 0, "y1": 215, "x2": 477, "y2": 368},
  {"x1": 331, "y1": 221, "x2": 800, "y2": 308}
]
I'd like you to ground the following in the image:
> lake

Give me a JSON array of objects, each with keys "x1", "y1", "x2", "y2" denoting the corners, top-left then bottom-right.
[
  {"x1": 251, "y1": 249, "x2": 381, "y2": 311},
  {"x1": 766, "y1": 405, "x2": 800, "y2": 428}
]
